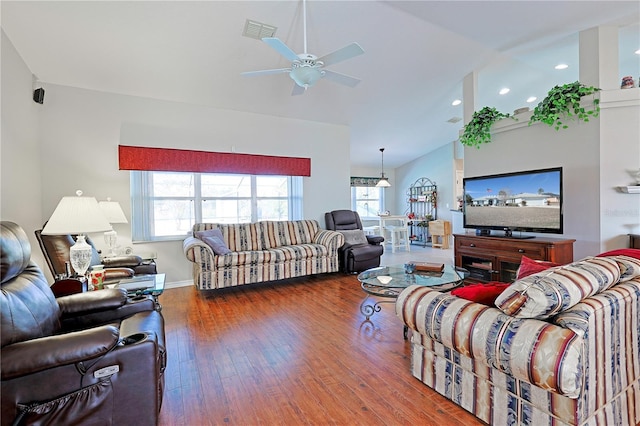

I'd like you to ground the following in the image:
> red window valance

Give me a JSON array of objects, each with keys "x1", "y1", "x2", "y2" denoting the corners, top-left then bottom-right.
[{"x1": 118, "y1": 145, "x2": 311, "y2": 176}]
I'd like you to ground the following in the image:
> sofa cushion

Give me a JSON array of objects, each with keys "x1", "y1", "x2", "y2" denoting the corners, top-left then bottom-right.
[
  {"x1": 213, "y1": 250, "x2": 274, "y2": 267},
  {"x1": 194, "y1": 223, "x2": 262, "y2": 252},
  {"x1": 516, "y1": 256, "x2": 561, "y2": 279},
  {"x1": 195, "y1": 228, "x2": 224, "y2": 241},
  {"x1": 596, "y1": 248, "x2": 640, "y2": 259},
  {"x1": 338, "y1": 230, "x2": 368, "y2": 246},
  {"x1": 201, "y1": 236, "x2": 231, "y2": 255},
  {"x1": 195, "y1": 229, "x2": 232, "y2": 255},
  {"x1": 270, "y1": 244, "x2": 329, "y2": 261},
  {"x1": 451, "y1": 282, "x2": 510, "y2": 306},
  {"x1": 260, "y1": 220, "x2": 319, "y2": 248},
  {"x1": 597, "y1": 249, "x2": 640, "y2": 282},
  {"x1": 494, "y1": 256, "x2": 621, "y2": 319}
]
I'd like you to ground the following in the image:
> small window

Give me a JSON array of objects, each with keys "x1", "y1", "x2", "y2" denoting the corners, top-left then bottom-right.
[{"x1": 351, "y1": 186, "x2": 384, "y2": 219}]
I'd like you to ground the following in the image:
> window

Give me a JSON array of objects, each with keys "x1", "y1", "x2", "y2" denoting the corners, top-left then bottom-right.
[
  {"x1": 351, "y1": 185, "x2": 384, "y2": 219},
  {"x1": 131, "y1": 171, "x2": 303, "y2": 241}
]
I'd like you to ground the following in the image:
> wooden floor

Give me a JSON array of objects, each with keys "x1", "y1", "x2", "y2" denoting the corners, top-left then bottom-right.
[{"x1": 157, "y1": 270, "x2": 486, "y2": 425}]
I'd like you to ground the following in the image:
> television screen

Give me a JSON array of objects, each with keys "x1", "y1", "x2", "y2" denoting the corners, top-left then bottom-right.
[{"x1": 463, "y1": 167, "x2": 563, "y2": 236}]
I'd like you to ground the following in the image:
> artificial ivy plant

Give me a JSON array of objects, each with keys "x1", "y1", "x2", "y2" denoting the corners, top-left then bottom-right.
[
  {"x1": 528, "y1": 81, "x2": 600, "y2": 130},
  {"x1": 459, "y1": 106, "x2": 512, "y2": 149}
]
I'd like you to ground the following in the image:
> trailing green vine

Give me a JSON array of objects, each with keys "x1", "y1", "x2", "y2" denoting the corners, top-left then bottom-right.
[
  {"x1": 459, "y1": 106, "x2": 512, "y2": 149},
  {"x1": 528, "y1": 81, "x2": 600, "y2": 130}
]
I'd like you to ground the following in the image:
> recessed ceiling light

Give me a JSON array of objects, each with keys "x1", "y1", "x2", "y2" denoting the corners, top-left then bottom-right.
[
  {"x1": 451, "y1": 99, "x2": 462, "y2": 106},
  {"x1": 499, "y1": 88, "x2": 510, "y2": 95},
  {"x1": 555, "y1": 63, "x2": 569, "y2": 70},
  {"x1": 526, "y1": 96, "x2": 537, "y2": 103},
  {"x1": 635, "y1": 49, "x2": 640, "y2": 55}
]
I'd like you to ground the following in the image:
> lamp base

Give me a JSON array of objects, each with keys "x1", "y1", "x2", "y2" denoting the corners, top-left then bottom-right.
[
  {"x1": 70, "y1": 235, "x2": 93, "y2": 276},
  {"x1": 104, "y1": 229, "x2": 119, "y2": 257}
]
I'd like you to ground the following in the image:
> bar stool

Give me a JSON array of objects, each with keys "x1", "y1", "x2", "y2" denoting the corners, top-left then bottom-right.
[
  {"x1": 385, "y1": 224, "x2": 410, "y2": 253},
  {"x1": 378, "y1": 215, "x2": 410, "y2": 253}
]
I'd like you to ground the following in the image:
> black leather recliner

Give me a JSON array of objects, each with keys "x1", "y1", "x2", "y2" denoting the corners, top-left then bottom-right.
[
  {"x1": 325, "y1": 210, "x2": 385, "y2": 273},
  {"x1": 1, "y1": 221, "x2": 166, "y2": 426}
]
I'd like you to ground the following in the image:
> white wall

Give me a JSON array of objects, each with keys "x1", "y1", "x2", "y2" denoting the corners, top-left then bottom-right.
[
  {"x1": 33, "y1": 84, "x2": 351, "y2": 284},
  {"x1": 464, "y1": 89, "x2": 640, "y2": 259},
  {"x1": 0, "y1": 30, "x2": 46, "y2": 270},
  {"x1": 598, "y1": 89, "x2": 640, "y2": 249},
  {"x1": 2, "y1": 30, "x2": 351, "y2": 284}
]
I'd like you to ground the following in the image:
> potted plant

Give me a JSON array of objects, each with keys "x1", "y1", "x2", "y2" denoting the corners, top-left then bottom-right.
[
  {"x1": 459, "y1": 106, "x2": 512, "y2": 149},
  {"x1": 528, "y1": 81, "x2": 600, "y2": 130}
]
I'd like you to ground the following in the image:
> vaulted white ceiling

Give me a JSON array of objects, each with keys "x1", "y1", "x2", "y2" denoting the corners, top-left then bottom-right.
[{"x1": 2, "y1": 1, "x2": 639, "y2": 168}]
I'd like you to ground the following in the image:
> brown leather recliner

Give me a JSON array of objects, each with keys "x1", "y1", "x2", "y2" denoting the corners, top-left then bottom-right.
[
  {"x1": 1, "y1": 221, "x2": 166, "y2": 426},
  {"x1": 35, "y1": 227, "x2": 157, "y2": 281},
  {"x1": 325, "y1": 210, "x2": 385, "y2": 273}
]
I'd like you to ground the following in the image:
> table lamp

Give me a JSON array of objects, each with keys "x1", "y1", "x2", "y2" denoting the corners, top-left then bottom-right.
[
  {"x1": 41, "y1": 190, "x2": 112, "y2": 277},
  {"x1": 99, "y1": 198, "x2": 128, "y2": 256}
]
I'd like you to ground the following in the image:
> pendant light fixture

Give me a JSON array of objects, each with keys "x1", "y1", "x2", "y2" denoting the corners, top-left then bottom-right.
[{"x1": 376, "y1": 148, "x2": 391, "y2": 187}]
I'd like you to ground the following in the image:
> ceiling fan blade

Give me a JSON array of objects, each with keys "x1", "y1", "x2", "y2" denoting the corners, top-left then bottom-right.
[
  {"x1": 318, "y1": 42, "x2": 364, "y2": 67},
  {"x1": 291, "y1": 84, "x2": 306, "y2": 96},
  {"x1": 262, "y1": 37, "x2": 300, "y2": 62},
  {"x1": 322, "y1": 70, "x2": 361, "y2": 88},
  {"x1": 240, "y1": 68, "x2": 291, "y2": 77}
]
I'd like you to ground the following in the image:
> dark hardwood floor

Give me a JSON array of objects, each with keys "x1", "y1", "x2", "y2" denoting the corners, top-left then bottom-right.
[{"x1": 157, "y1": 273, "x2": 485, "y2": 425}]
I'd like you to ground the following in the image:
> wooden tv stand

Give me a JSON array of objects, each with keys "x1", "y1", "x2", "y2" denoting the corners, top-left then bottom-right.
[{"x1": 454, "y1": 234, "x2": 575, "y2": 283}]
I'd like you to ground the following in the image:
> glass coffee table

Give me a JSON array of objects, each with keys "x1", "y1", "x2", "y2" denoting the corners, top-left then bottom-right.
[
  {"x1": 357, "y1": 264, "x2": 463, "y2": 322},
  {"x1": 106, "y1": 273, "x2": 165, "y2": 311}
]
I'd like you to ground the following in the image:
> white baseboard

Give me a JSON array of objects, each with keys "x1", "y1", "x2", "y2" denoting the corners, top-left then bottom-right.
[{"x1": 164, "y1": 280, "x2": 192, "y2": 290}]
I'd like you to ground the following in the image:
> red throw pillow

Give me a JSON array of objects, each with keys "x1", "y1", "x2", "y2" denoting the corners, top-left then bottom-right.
[
  {"x1": 516, "y1": 255, "x2": 560, "y2": 279},
  {"x1": 451, "y1": 282, "x2": 511, "y2": 306},
  {"x1": 596, "y1": 248, "x2": 640, "y2": 260}
]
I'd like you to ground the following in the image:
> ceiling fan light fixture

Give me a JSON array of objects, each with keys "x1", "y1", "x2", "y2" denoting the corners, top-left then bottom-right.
[{"x1": 290, "y1": 65, "x2": 324, "y2": 88}]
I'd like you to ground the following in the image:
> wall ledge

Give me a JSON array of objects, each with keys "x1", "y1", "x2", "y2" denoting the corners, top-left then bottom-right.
[{"x1": 487, "y1": 88, "x2": 640, "y2": 136}]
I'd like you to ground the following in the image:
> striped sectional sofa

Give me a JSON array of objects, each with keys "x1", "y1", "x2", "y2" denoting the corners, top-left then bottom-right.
[
  {"x1": 183, "y1": 220, "x2": 344, "y2": 290},
  {"x1": 396, "y1": 253, "x2": 640, "y2": 426}
]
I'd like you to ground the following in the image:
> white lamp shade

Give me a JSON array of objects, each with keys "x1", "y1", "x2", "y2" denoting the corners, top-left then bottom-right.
[
  {"x1": 42, "y1": 193, "x2": 112, "y2": 235},
  {"x1": 376, "y1": 177, "x2": 391, "y2": 188},
  {"x1": 98, "y1": 200, "x2": 128, "y2": 224}
]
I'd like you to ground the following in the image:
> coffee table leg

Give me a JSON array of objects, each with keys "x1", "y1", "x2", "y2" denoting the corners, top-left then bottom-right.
[{"x1": 360, "y1": 294, "x2": 382, "y2": 320}]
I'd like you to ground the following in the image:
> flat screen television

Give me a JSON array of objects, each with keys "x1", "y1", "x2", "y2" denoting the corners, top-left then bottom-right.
[{"x1": 463, "y1": 167, "x2": 563, "y2": 238}]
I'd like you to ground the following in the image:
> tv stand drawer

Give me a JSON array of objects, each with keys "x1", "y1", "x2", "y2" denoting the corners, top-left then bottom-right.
[{"x1": 454, "y1": 237, "x2": 546, "y2": 259}]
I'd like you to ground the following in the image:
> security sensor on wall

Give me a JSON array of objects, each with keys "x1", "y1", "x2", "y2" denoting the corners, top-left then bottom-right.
[
  {"x1": 33, "y1": 88, "x2": 45, "y2": 104},
  {"x1": 32, "y1": 74, "x2": 44, "y2": 104}
]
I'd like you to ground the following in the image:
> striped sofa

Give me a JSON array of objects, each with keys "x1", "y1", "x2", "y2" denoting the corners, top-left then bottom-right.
[
  {"x1": 183, "y1": 220, "x2": 344, "y2": 290},
  {"x1": 396, "y1": 253, "x2": 640, "y2": 426}
]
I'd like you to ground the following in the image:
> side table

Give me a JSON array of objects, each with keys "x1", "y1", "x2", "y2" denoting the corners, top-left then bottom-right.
[
  {"x1": 107, "y1": 273, "x2": 165, "y2": 311},
  {"x1": 50, "y1": 277, "x2": 88, "y2": 297}
]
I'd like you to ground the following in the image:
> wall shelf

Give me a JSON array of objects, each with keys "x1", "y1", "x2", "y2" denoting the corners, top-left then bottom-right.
[{"x1": 620, "y1": 186, "x2": 640, "y2": 193}]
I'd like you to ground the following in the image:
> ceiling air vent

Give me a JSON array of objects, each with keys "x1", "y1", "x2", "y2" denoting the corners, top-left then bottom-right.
[
  {"x1": 243, "y1": 19, "x2": 277, "y2": 40},
  {"x1": 447, "y1": 116, "x2": 462, "y2": 124}
]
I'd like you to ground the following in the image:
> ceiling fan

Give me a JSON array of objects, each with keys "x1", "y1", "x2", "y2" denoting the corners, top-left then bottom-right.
[{"x1": 241, "y1": 0, "x2": 364, "y2": 95}]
